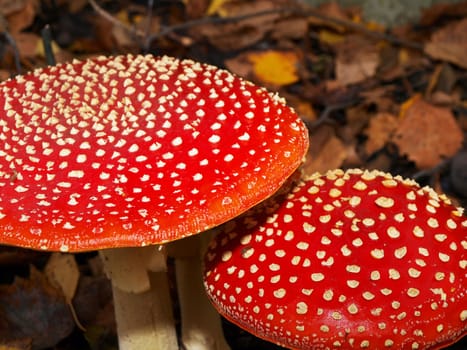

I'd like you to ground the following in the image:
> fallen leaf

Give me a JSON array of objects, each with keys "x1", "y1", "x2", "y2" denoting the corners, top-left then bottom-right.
[
  {"x1": 359, "y1": 85, "x2": 397, "y2": 112},
  {"x1": 194, "y1": 1, "x2": 280, "y2": 51},
  {"x1": 392, "y1": 97, "x2": 463, "y2": 168},
  {"x1": 318, "y1": 29, "x2": 345, "y2": 45},
  {"x1": 0, "y1": 267, "x2": 75, "y2": 349},
  {"x1": 309, "y1": 2, "x2": 352, "y2": 32},
  {"x1": 0, "y1": 338, "x2": 31, "y2": 350},
  {"x1": 335, "y1": 36, "x2": 380, "y2": 85},
  {"x1": 420, "y1": 0, "x2": 467, "y2": 26},
  {"x1": 287, "y1": 96, "x2": 317, "y2": 125},
  {"x1": 303, "y1": 125, "x2": 347, "y2": 174},
  {"x1": 12, "y1": 32, "x2": 41, "y2": 59},
  {"x1": 429, "y1": 90, "x2": 460, "y2": 106},
  {"x1": 342, "y1": 105, "x2": 372, "y2": 142},
  {"x1": 44, "y1": 253, "x2": 79, "y2": 304},
  {"x1": 425, "y1": 18, "x2": 467, "y2": 69},
  {"x1": 364, "y1": 112, "x2": 398, "y2": 155},
  {"x1": 248, "y1": 50, "x2": 300, "y2": 87},
  {"x1": 66, "y1": 0, "x2": 88, "y2": 14},
  {"x1": 5, "y1": 0, "x2": 37, "y2": 33},
  {"x1": 184, "y1": 0, "x2": 210, "y2": 19},
  {"x1": 271, "y1": 16, "x2": 309, "y2": 41},
  {"x1": 73, "y1": 275, "x2": 114, "y2": 327},
  {"x1": 0, "y1": 0, "x2": 26, "y2": 17},
  {"x1": 206, "y1": 0, "x2": 231, "y2": 16}
]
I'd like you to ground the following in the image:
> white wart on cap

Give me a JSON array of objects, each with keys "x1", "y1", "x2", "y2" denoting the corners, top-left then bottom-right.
[
  {"x1": 0, "y1": 54, "x2": 309, "y2": 252},
  {"x1": 204, "y1": 169, "x2": 467, "y2": 350}
]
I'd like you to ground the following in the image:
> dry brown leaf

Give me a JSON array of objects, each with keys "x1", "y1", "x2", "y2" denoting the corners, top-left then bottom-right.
[
  {"x1": 425, "y1": 18, "x2": 467, "y2": 69},
  {"x1": 270, "y1": 16, "x2": 309, "y2": 41},
  {"x1": 360, "y1": 85, "x2": 397, "y2": 112},
  {"x1": 420, "y1": 0, "x2": 467, "y2": 26},
  {"x1": 224, "y1": 53, "x2": 252, "y2": 79},
  {"x1": 5, "y1": 0, "x2": 37, "y2": 33},
  {"x1": 392, "y1": 97, "x2": 463, "y2": 168},
  {"x1": 0, "y1": 267, "x2": 74, "y2": 349},
  {"x1": 429, "y1": 90, "x2": 460, "y2": 106},
  {"x1": 289, "y1": 98, "x2": 317, "y2": 125},
  {"x1": 0, "y1": 0, "x2": 26, "y2": 16},
  {"x1": 364, "y1": 112, "x2": 398, "y2": 155},
  {"x1": 12, "y1": 32, "x2": 40, "y2": 58},
  {"x1": 45, "y1": 253, "x2": 79, "y2": 303},
  {"x1": 195, "y1": 1, "x2": 280, "y2": 51},
  {"x1": 309, "y1": 2, "x2": 352, "y2": 32},
  {"x1": 303, "y1": 126, "x2": 347, "y2": 174},
  {"x1": 184, "y1": 0, "x2": 210, "y2": 18},
  {"x1": 343, "y1": 105, "x2": 372, "y2": 142},
  {"x1": 335, "y1": 36, "x2": 380, "y2": 85},
  {"x1": 0, "y1": 338, "x2": 31, "y2": 350}
]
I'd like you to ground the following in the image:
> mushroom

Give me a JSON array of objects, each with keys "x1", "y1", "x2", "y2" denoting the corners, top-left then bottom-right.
[
  {"x1": 0, "y1": 54, "x2": 309, "y2": 349},
  {"x1": 204, "y1": 168, "x2": 467, "y2": 349}
]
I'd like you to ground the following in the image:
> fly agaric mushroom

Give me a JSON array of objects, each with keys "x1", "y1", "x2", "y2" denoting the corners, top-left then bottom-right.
[
  {"x1": 0, "y1": 54, "x2": 309, "y2": 349},
  {"x1": 204, "y1": 169, "x2": 467, "y2": 350}
]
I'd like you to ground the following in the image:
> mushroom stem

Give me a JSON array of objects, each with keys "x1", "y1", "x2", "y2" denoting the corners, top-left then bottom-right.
[
  {"x1": 169, "y1": 234, "x2": 231, "y2": 350},
  {"x1": 100, "y1": 246, "x2": 178, "y2": 350}
]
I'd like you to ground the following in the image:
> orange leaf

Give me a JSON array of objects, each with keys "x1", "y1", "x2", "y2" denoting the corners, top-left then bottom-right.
[
  {"x1": 398, "y1": 94, "x2": 421, "y2": 119},
  {"x1": 248, "y1": 50, "x2": 299, "y2": 87},
  {"x1": 393, "y1": 98, "x2": 463, "y2": 168},
  {"x1": 364, "y1": 112, "x2": 398, "y2": 155}
]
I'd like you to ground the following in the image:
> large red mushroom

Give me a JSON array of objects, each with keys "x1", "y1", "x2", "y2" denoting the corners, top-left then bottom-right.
[
  {"x1": 0, "y1": 54, "x2": 309, "y2": 349},
  {"x1": 204, "y1": 169, "x2": 467, "y2": 349}
]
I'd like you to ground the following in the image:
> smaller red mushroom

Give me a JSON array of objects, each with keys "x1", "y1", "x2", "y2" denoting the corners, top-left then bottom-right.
[{"x1": 204, "y1": 169, "x2": 467, "y2": 350}]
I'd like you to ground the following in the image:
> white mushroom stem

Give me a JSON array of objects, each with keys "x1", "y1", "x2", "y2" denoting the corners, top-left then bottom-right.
[
  {"x1": 168, "y1": 233, "x2": 231, "y2": 350},
  {"x1": 99, "y1": 246, "x2": 178, "y2": 350}
]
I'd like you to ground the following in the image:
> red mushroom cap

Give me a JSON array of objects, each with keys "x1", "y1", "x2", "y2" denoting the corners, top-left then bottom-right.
[
  {"x1": 0, "y1": 54, "x2": 309, "y2": 252},
  {"x1": 204, "y1": 169, "x2": 467, "y2": 350}
]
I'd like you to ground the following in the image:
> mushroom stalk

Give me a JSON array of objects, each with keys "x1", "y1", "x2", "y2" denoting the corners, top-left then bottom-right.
[
  {"x1": 169, "y1": 234, "x2": 231, "y2": 350},
  {"x1": 100, "y1": 246, "x2": 178, "y2": 350}
]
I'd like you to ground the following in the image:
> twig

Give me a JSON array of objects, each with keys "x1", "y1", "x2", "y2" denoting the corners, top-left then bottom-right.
[
  {"x1": 88, "y1": 0, "x2": 144, "y2": 38},
  {"x1": 307, "y1": 98, "x2": 360, "y2": 131},
  {"x1": 146, "y1": 8, "x2": 291, "y2": 43},
  {"x1": 145, "y1": 6, "x2": 423, "y2": 51},
  {"x1": 41, "y1": 24, "x2": 56, "y2": 66},
  {"x1": 304, "y1": 9, "x2": 424, "y2": 51},
  {"x1": 2, "y1": 31, "x2": 22, "y2": 75},
  {"x1": 143, "y1": 0, "x2": 155, "y2": 52},
  {"x1": 88, "y1": 0, "x2": 423, "y2": 53}
]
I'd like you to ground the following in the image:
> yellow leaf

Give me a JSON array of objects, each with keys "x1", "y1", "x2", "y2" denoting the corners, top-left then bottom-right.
[
  {"x1": 35, "y1": 39, "x2": 61, "y2": 58},
  {"x1": 115, "y1": 9, "x2": 130, "y2": 24},
  {"x1": 319, "y1": 30, "x2": 344, "y2": 45},
  {"x1": 398, "y1": 48, "x2": 410, "y2": 65},
  {"x1": 365, "y1": 20, "x2": 385, "y2": 32},
  {"x1": 248, "y1": 51, "x2": 299, "y2": 86},
  {"x1": 206, "y1": 0, "x2": 231, "y2": 16}
]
